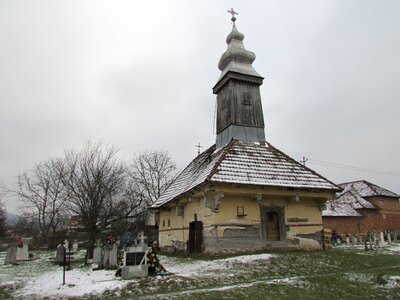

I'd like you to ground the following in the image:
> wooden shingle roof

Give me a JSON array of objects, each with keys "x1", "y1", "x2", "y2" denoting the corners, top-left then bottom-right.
[{"x1": 152, "y1": 140, "x2": 340, "y2": 208}]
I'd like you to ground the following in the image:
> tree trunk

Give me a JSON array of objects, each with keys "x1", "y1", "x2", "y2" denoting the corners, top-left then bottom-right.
[{"x1": 85, "y1": 230, "x2": 96, "y2": 265}]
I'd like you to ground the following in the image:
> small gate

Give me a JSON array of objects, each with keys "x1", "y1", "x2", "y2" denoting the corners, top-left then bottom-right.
[{"x1": 188, "y1": 221, "x2": 203, "y2": 253}]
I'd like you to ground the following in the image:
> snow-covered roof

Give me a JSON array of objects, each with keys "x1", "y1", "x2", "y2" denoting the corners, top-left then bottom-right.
[
  {"x1": 152, "y1": 140, "x2": 340, "y2": 208},
  {"x1": 339, "y1": 180, "x2": 400, "y2": 198},
  {"x1": 322, "y1": 199, "x2": 362, "y2": 217},
  {"x1": 322, "y1": 180, "x2": 399, "y2": 217}
]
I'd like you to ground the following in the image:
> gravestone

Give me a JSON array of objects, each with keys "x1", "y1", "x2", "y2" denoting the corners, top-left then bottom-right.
[
  {"x1": 4, "y1": 246, "x2": 17, "y2": 265},
  {"x1": 345, "y1": 235, "x2": 350, "y2": 244},
  {"x1": 387, "y1": 232, "x2": 392, "y2": 245},
  {"x1": 72, "y1": 241, "x2": 78, "y2": 252},
  {"x1": 122, "y1": 232, "x2": 149, "y2": 279},
  {"x1": 103, "y1": 244, "x2": 118, "y2": 268},
  {"x1": 93, "y1": 245, "x2": 102, "y2": 265},
  {"x1": 379, "y1": 231, "x2": 387, "y2": 246},
  {"x1": 393, "y1": 232, "x2": 398, "y2": 241},
  {"x1": 372, "y1": 231, "x2": 377, "y2": 244},
  {"x1": 63, "y1": 240, "x2": 69, "y2": 251},
  {"x1": 16, "y1": 244, "x2": 29, "y2": 261},
  {"x1": 351, "y1": 234, "x2": 356, "y2": 245},
  {"x1": 4, "y1": 243, "x2": 29, "y2": 264},
  {"x1": 358, "y1": 235, "x2": 363, "y2": 244},
  {"x1": 55, "y1": 244, "x2": 65, "y2": 265}
]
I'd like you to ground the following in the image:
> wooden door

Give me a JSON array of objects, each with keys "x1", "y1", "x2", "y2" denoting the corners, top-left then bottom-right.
[
  {"x1": 188, "y1": 221, "x2": 203, "y2": 253},
  {"x1": 266, "y1": 212, "x2": 280, "y2": 241}
]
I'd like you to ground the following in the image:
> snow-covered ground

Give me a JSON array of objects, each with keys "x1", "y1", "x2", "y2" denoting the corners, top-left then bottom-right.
[
  {"x1": 0, "y1": 250, "x2": 275, "y2": 299},
  {"x1": 162, "y1": 253, "x2": 275, "y2": 278},
  {"x1": 15, "y1": 268, "x2": 128, "y2": 299},
  {"x1": 1, "y1": 244, "x2": 399, "y2": 299},
  {"x1": 385, "y1": 242, "x2": 400, "y2": 254}
]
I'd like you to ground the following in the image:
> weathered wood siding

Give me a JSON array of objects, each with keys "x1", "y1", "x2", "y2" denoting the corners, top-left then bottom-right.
[{"x1": 216, "y1": 79, "x2": 265, "y2": 134}]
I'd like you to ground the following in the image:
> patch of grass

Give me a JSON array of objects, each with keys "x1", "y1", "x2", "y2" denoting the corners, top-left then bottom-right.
[
  {"x1": 0, "y1": 287, "x2": 13, "y2": 300},
  {"x1": 376, "y1": 273, "x2": 389, "y2": 285},
  {"x1": 115, "y1": 248, "x2": 400, "y2": 300}
]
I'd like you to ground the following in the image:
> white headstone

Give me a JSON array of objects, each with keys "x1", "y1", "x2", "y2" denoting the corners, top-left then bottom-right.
[
  {"x1": 72, "y1": 241, "x2": 78, "y2": 252},
  {"x1": 345, "y1": 236, "x2": 350, "y2": 244},
  {"x1": 55, "y1": 244, "x2": 65, "y2": 264},
  {"x1": 379, "y1": 232, "x2": 387, "y2": 246},
  {"x1": 387, "y1": 232, "x2": 392, "y2": 245},
  {"x1": 103, "y1": 244, "x2": 118, "y2": 268},
  {"x1": 351, "y1": 235, "x2": 356, "y2": 245},
  {"x1": 4, "y1": 246, "x2": 17, "y2": 265},
  {"x1": 93, "y1": 246, "x2": 102, "y2": 264},
  {"x1": 16, "y1": 245, "x2": 29, "y2": 261},
  {"x1": 63, "y1": 240, "x2": 69, "y2": 251}
]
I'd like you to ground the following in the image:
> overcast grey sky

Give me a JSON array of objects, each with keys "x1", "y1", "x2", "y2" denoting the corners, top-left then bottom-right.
[{"x1": 1, "y1": 0, "x2": 399, "y2": 214}]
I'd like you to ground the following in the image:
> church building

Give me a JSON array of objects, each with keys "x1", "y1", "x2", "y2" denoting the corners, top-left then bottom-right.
[{"x1": 151, "y1": 12, "x2": 341, "y2": 252}]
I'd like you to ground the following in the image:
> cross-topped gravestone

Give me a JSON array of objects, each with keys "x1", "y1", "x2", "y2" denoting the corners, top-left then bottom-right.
[{"x1": 227, "y1": 8, "x2": 238, "y2": 23}]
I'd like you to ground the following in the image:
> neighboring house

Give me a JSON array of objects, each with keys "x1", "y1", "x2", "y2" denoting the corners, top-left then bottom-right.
[
  {"x1": 151, "y1": 17, "x2": 340, "y2": 253},
  {"x1": 322, "y1": 180, "x2": 400, "y2": 234}
]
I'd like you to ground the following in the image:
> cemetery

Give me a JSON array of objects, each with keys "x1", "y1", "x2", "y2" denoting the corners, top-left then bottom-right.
[{"x1": 0, "y1": 230, "x2": 400, "y2": 299}]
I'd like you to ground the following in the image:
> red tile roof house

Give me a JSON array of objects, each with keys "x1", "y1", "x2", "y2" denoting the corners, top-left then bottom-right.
[{"x1": 322, "y1": 180, "x2": 400, "y2": 237}]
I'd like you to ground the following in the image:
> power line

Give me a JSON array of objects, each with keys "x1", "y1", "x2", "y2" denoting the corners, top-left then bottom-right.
[{"x1": 307, "y1": 158, "x2": 400, "y2": 177}]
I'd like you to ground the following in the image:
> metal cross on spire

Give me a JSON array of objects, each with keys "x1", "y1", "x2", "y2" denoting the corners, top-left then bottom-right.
[{"x1": 227, "y1": 8, "x2": 238, "y2": 23}]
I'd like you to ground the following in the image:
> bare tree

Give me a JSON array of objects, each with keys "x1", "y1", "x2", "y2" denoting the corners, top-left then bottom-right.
[
  {"x1": 62, "y1": 141, "x2": 141, "y2": 263},
  {"x1": 14, "y1": 158, "x2": 68, "y2": 247},
  {"x1": 10, "y1": 213, "x2": 38, "y2": 238},
  {"x1": 129, "y1": 150, "x2": 177, "y2": 225},
  {"x1": 0, "y1": 196, "x2": 6, "y2": 237},
  {"x1": 130, "y1": 150, "x2": 177, "y2": 206}
]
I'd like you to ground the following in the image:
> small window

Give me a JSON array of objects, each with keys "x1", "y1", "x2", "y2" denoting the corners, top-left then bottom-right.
[
  {"x1": 168, "y1": 219, "x2": 170, "y2": 227},
  {"x1": 194, "y1": 213, "x2": 198, "y2": 221},
  {"x1": 237, "y1": 205, "x2": 246, "y2": 217},
  {"x1": 162, "y1": 220, "x2": 165, "y2": 227}
]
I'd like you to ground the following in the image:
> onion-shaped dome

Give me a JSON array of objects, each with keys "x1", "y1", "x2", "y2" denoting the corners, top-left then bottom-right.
[{"x1": 217, "y1": 24, "x2": 261, "y2": 79}]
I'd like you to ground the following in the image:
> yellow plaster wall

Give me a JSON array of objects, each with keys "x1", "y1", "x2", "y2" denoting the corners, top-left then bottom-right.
[
  {"x1": 158, "y1": 198, "x2": 208, "y2": 246},
  {"x1": 158, "y1": 189, "x2": 327, "y2": 248}
]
